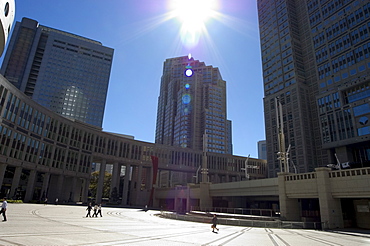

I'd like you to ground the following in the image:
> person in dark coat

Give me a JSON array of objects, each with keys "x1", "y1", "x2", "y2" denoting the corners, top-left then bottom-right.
[
  {"x1": 92, "y1": 204, "x2": 98, "y2": 217},
  {"x1": 211, "y1": 214, "x2": 219, "y2": 232},
  {"x1": 86, "y1": 203, "x2": 93, "y2": 217},
  {"x1": 97, "y1": 204, "x2": 102, "y2": 217}
]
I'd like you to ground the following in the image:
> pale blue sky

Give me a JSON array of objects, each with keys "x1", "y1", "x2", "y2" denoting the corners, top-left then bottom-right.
[{"x1": 9, "y1": 0, "x2": 265, "y2": 158}]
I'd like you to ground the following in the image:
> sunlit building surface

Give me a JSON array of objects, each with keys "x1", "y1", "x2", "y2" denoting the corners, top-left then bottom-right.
[
  {"x1": 155, "y1": 56, "x2": 233, "y2": 154},
  {"x1": 258, "y1": 0, "x2": 370, "y2": 177},
  {"x1": 0, "y1": 17, "x2": 114, "y2": 127}
]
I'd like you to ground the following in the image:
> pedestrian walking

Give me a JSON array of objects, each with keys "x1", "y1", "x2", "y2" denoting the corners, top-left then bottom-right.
[
  {"x1": 0, "y1": 197, "x2": 8, "y2": 221},
  {"x1": 92, "y1": 204, "x2": 98, "y2": 217},
  {"x1": 211, "y1": 214, "x2": 219, "y2": 232},
  {"x1": 44, "y1": 197, "x2": 48, "y2": 205},
  {"x1": 97, "y1": 204, "x2": 102, "y2": 217},
  {"x1": 86, "y1": 203, "x2": 92, "y2": 217}
]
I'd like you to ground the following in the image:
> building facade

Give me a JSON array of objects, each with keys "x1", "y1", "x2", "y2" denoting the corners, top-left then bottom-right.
[
  {"x1": 258, "y1": 140, "x2": 267, "y2": 160},
  {"x1": 0, "y1": 17, "x2": 114, "y2": 127},
  {"x1": 155, "y1": 56, "x2": 233, "y2": 154},
  {"x1": 257, "y1": 0, "x2": 370, "y2": 177},
  {"x1": 0, "y1": 74, "x2": 265, "y2": 204}
]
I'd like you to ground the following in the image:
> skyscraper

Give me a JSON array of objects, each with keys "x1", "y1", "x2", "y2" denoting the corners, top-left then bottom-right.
[
  {"x1": 0, "y1": 17, "x2": 114, "y2": 127},
  {"x1": 257, "y1": 1, "x2": 370, "y2": 177},
  {"x1": 155, "y1": 56, "x2": 232, "y2": 154},
  {"x1": 258, "y1": 140, "x2": 267, "y2": 160}
]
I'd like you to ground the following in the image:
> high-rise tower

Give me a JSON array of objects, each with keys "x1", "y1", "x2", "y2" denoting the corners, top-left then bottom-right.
[
  {"x1": 257, "y1": 0, "x2": 370, "y2": 177},
  {"x1": 0, "y1": 17, "x2": 114, "y2": 127},
  {"x1": 155, "y1": 56, "x2": 232, "y2": 154}
]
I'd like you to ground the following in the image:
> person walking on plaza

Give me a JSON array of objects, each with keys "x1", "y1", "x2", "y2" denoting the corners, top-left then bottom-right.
[
  {"x1": 97, "y1": 204, "x2": 102, "y2": 217},
  {"x1": 1, "y1": 197, "x2": 8, "y2": 221},
  {"x1": 92, "y1": 204, "x2": 98, "y2": 217},
  {"x1": 86, "y1": 203, "x2": 92, "y2": 217},
  {"x1": 211, "y1": 214, "x2": 219, "y2": 232}
]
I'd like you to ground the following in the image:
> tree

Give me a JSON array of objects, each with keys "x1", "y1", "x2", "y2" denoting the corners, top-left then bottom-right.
[{"x1": 89, "y1": 171, "x2": 112, "y2": 198}]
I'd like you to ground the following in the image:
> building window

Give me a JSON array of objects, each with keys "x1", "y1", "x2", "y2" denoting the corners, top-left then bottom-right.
[{"x1": 358, "y1": 126, "x2": 370, "y2": 136}]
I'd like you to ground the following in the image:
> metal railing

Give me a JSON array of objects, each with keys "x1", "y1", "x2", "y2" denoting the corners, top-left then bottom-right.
[
  {"x1": 190, "y1": 206, "x2": 279, "y2": 217},
  {"x1": 159, "y1": 211, "x2": 325, "y2": 230}
]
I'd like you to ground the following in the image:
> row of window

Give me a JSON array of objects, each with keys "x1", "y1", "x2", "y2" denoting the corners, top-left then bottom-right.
[
  {"x1": 318, "y1": 42, "x2": 370, "y2": 80},
  {"x1": 318, "y1": 92, "x2": 341, "y2": 114},
  {"x1": 321, "y1": 109, "x2": 355, "y2": 143}
]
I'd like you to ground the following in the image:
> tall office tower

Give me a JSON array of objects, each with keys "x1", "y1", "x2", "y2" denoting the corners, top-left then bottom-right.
[
  {"x1": 257, "y1": 1, "x2": 370, "y2": 177},
  {"x1": 258, "y1": 140, "x2": 267, "y2": 160},
  {"x1": 155, "y1": 56, "x2": 233, "y2": 154},
  {"x1": 0, "y1": 18, "x2": 113, "y2": 127}
]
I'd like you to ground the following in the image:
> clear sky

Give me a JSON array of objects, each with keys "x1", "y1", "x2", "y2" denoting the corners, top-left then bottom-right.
[{"x1": 9, "y1": 0, "x2": 265, "y2": 158}]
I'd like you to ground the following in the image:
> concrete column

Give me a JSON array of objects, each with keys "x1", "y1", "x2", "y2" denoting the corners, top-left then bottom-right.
[
  {"x1": 148, "y1": 166, "x2": 153, "y2": 191},
  {"x1": 0, "y1": 163, "x2": 7, "y2": 189},
  {"x1": 69, "y1": 177, "x2": 77, "y2": 202},
  {"x1": 82, "y1": 178, "x2": 90, "y2": 203},
  {"x1": 315, "y1": 167, "x2": 343, "y2": 229},
  {"x1": 226, "y1": 174, "x2": 230, "y2": 182},
  {"x1": 10, "y1": 166, "x2": 22, "y2": 199},
  {"x1": 130, "y1": 166, "x2": 137, "y2": 205},
  {"x1": 110, "y1": 162, "x2": 119, "y2": 202},
  {"x1": 40, "y1": 172, "x2": 50, "y2": 200},
  {"x1": 278, "y1": 172, "x2": 301, "y2": 221},
  {"x1": 24, "y1": 170, "x2": 37, "y2": 202},
  {"x1": 174, "y1": 195, "x2": 179, "y2": 213},
  {"x1": 135, "y1": 165, "x2": 143, "y2": 204},
  {"x1": 121, "y1": 164, "x2": 131, "y2": 206},
  {"x1": 199, "y1": 182, "x2": 212, "y2": 210},
  {"x1": 186, "y1": 184, "x2": 191, "y2": 212},
  {"x1": 56, "y1": 174, "x2": 64, "y2": 202},
  {"x1": 96, "y1": 160, "x2": 107, "y2": 204}
]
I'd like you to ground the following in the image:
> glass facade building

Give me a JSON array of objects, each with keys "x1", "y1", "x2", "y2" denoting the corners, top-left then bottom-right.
[
  {"x1": 258, "y1": 0, "x2": 370, "y2": 177},
  {"x1": 0, "y1": 18, "x2": 114, "y2": 127},
  {"x1": 155, "y1": 56, "x2": 233, "y2": 154}
]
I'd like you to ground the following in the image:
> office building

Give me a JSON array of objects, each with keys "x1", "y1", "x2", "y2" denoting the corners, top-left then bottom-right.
[
  {"x1": 258, "y1": 140, "x2": 267, "y2": 160},
  {"x1": 155, "y1": 56, "x2": 233, "y2": 154},
  {"x1": 0, "y1": 17, "x2": 114, "y2": 127},
  {"x1": 257, "y1": 0, "x2": 370, "y2": 177}
]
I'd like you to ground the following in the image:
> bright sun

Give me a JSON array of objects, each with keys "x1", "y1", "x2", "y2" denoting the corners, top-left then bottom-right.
[
  {"x1": 169, "y1": 0, "x2": 219, "y2": 48},
  {"x1": 172, "y1": 0, "x2": 218, "y2": 24}
]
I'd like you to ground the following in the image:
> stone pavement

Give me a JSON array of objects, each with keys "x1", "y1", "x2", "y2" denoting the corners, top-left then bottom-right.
[{"x1": 0, "y1": 203, "x2": 369, "y2": 245}]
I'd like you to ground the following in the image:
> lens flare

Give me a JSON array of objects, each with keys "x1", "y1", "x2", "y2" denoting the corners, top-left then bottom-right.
[
  {"x1": 182, "y1": 94, "x2": 191, "y2": 104},
  {"x1": 185, "y1": 69, "x2": 193, "y2": 77}
]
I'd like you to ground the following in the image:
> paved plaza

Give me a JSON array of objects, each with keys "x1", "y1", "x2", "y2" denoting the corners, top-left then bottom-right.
[{"x1": 0, "y1": 203, "x2": 369, "y2": 245}]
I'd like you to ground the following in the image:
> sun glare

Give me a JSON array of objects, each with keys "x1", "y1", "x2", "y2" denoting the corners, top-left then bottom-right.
[
  {"x1": 169, "y1": 0, "x2": 219, "y2": 48},
  {"x1": 172, "y1": 0, "x2": 218, "y2": 24}
]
